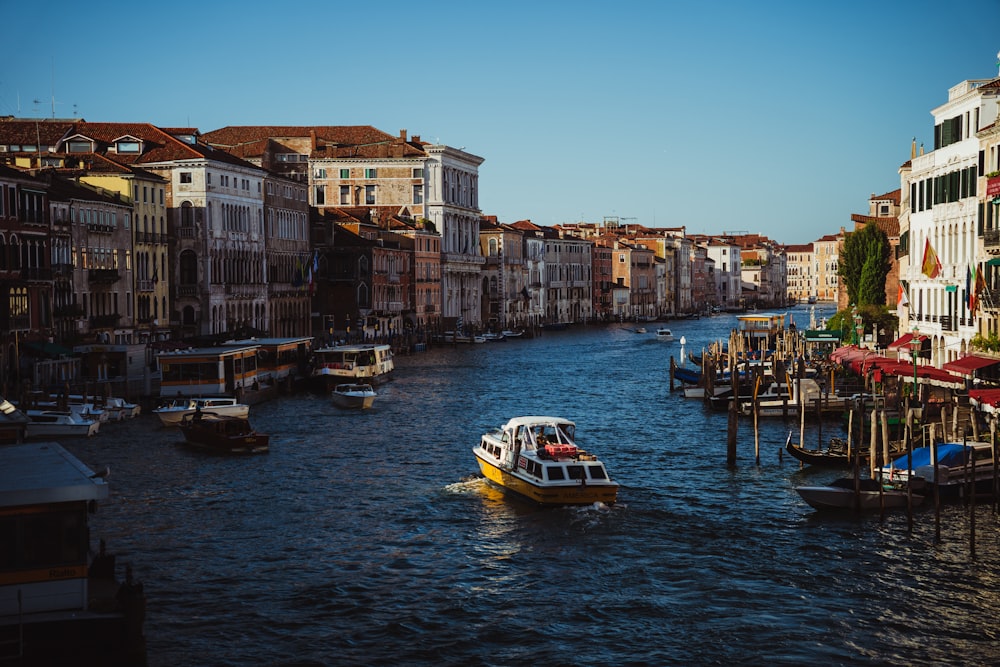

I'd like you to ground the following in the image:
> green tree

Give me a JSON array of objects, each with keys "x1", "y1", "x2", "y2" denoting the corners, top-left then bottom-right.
[{"x1": 838, "y1": 222, "x2": 890, "y2": 306}]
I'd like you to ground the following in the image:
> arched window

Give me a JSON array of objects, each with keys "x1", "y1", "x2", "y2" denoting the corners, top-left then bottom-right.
[
  {"x1": 179, "y1": 249, "x2": 198, "y2": 284},
  {"x1": 181, "y1": 201, "x2": 194, "y2": 227}
]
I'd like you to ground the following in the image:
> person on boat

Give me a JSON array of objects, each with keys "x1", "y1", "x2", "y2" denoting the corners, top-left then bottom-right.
[{"x1": 194, "y1": 405, "x2": 203, "y2": 422}]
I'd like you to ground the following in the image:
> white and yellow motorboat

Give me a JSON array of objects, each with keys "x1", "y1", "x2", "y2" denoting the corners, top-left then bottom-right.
[{"x1": 473, "y1": 416, "x2": 618, "y2": 506}]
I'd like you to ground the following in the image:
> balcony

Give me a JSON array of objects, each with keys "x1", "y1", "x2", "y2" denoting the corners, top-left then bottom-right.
[
  {"x1": 176, "y1": 284, "x2": 198, "y2": 298},
  {"x1": 90, "y1": 313, "x2": 121, "y2": 328},
  {"x1": 22, "y1": 267, "x2": 53, "y2": 281},
  {"x1": 986, "y1": 229, "x2": 1000, "y2": 251},
  {"x1": 54, "y1": 304, "x2": 85, "y2": 318},
  {"x1": 88, "y1": 268, "x2": 120, "y2": 284},
  {"x1": 178, "y1": 226, "x2": 196, "y2": 239},
  {"x1": 138, "y1": 279, "x2": 155, "y2": 292}
]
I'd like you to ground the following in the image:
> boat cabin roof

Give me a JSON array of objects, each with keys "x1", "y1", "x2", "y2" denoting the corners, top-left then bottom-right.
[
  {"x1": 502, "y1": 416, "x2": 575, "y2": 430},
  {"x1": 0, "y1": 442, "x2": 109, "y2": 508}
]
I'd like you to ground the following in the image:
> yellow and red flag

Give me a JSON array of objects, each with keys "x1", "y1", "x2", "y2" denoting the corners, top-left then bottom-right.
[{"x1": 921, "y1": 238, "x2": 941, "y2": 278}]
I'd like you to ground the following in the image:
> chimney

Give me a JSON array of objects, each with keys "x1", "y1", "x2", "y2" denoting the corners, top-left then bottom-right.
[
  {"x1": 310, "y1": 129, "x2": 317, "y2": 151},
  {"x1": 399, "y1": 129, "x2": 407, "y2": 141},
  {"x1": 412, "y1": 135, "x2": 420, "y2": 143}
]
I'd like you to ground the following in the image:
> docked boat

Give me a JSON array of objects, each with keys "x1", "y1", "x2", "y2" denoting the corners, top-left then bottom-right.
[
  {"x1": 656, "y1": 328, "x2": 675, "y2": 341},
  {"x1": 104, "y1": 396, "x2": 142, "y2": 419},
  {"x1": 877, "y1": 442, "x2": 996, "y2": 498},
  {"x1": 501, "y1": 329, "x2": 524, "y2": 338},
  {"x1": 25, "y1": 409, "x2": 100, "y2": 438},
  {"x1": 740, "y1": 378, "x2": 853, "y2": 418},
  {"x1": 473, "y1": 416, "x2": 619, "y2": 506},
  {"x1": 796, "y1": 476, "x2": 926, "y2": 511},
  {"x1": 331, "y1": 383, "x2": 377, "y2": 410},
  {"x1": 179, "y1": 412, "x2": 269, "y2": 454},
  {"x1": 0, "y1": 443, "x2": 146, "y2": 664},
  {"x1": 310, "y1": 343, "x2": 394, "y2": 391},
  {"x1": 153, "y1": 396, "x2": 250, "y2": 427},
  {"x1": 785, "y1": 436, "x2": 907, "y2": 468},
  {"x1": 481, "y1": 332, "x2": 506, "y2": 342}
]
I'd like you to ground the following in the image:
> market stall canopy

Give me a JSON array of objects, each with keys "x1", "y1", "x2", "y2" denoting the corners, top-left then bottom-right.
[
  {"x1": 887, "y1": 332, "x2": 928, "y2": 350},
  {"x1": 942, "y1": 354, "x2": 1000, "y2": 376},
  {"x1": 969, "y1": 388, "x2": 1000, "y2": 412}
]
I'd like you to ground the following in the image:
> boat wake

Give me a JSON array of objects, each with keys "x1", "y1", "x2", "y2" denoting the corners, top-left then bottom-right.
[{"x1": 443, "y1": 476, "x2": 487, "y2": 495}]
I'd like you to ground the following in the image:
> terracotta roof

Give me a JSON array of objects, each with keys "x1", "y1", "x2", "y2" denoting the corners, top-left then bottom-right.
[
  {"x1": 850, "y1": 214, "x2": 900, "y2": 237},
  {"x1": 0, "y1": 119, "x2": 75, "y2": 146},
  {"x1": 201, "y1": 125, "x2": 427, "y2": 160},
  {"x1": 870, "y1": 189, "x2": 900, "y2": 204},
  {"x1": 785, "y1": 243, "x2": 813, "y2": 253},
  {"x1": 65, "y1": 122, "x2": 259, "y2": 170}
]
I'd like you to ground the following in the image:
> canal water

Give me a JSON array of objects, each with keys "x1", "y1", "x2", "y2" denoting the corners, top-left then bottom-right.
[{"x1": 64, "y1": 305, "x2": 1000, "y2": 666}]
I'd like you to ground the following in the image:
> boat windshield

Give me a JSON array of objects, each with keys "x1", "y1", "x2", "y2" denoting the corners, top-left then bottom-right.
[{"x1": 533, "y1": 422, "x2": 575, "y2": 446}]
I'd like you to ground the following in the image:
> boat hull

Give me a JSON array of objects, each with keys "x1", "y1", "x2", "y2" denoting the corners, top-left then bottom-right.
[
  {"x1": 179, "y1": 415, "x2": 269, "y2": 454},
  {"x1": 474, "y1": 454, "x2": 618, "y2": 506},
  {"x1": 154, "y1": 400, "x2": 250, "y2": 427},
  {"x1": 331, "y1": 394, "x2": 375, "y2": 409},
  {"x1": 796, "y1": 485, "x2": 923, "y2": 511}
]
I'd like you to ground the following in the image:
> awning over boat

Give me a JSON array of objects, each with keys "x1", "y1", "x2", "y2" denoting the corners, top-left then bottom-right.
[
  {"x1": 941, "y1": 354, "x2": 1000, "y2": 375},
  {"x1": 886, "y1": 332, "x2": 928, "y2": 350},
  {"x1": 889, "y1": 443, "x2": 968, "y2": 469}
]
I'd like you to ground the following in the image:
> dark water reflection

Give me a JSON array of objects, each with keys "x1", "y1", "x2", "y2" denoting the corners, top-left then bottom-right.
[{"x1": 64, "y1": 307, "x2": 1000, "y2": 666}]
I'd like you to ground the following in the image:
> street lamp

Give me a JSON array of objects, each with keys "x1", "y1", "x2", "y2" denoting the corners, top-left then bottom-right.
[
  {"x1": 853, "y1": 311, "x2": 863, "y2": 347},
  {"x1": 909, "y1": 326, "x2": 921, "y2": 406}
]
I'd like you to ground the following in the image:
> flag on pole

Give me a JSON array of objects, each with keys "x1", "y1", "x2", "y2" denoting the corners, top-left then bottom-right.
[
  {"x1": 921, "y1": 238, "x2": 942, "y2": 278},
  {"x1": 972, "y1": 265, "x2": 985, "y2": 316},
  {"x1": 897, "y1": 283, "x2": 909, "y2": 309},
  {"x1": 967, "y1": 265, "x2": 975, "y2": 310}
]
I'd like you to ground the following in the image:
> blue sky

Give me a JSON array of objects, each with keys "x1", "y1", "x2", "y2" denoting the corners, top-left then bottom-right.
[{"x1": 2, "y1": 0, "x2": 999, "y2": 244}]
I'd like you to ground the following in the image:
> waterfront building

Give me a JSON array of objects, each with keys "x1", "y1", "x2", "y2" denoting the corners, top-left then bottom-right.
[
  {"x1": 609, "y1": 239, "x2": 655, "y2": 320},
  {"x1": 901, "y1": 76, "x2": 996, "y2": 365},
  {"x1": 479, "y1": 217, "x2": 529, "y2": 330},
  {"x1": 739, "y1": 242, "x2": 787, "y2": 308},
  {"x1": 80, "y1": 156, "x2": 170, "y2": 347},
  {"x1": 262, "y1": 172, "x2": 311, "y2": 338},
  {"x1": 630, "y1": 226, "x2": 692, "y2": 315},
  {"x1": 812, "y1": 232, "x2": 841, "y2": 302},
  {"x1": 202, "y1": 126, "x2": 485, "y2": 330},
  {"x1": 977, "y1": 92, "x2": 1000, "y2": 344},
  {"x1": 43, "y1": 174, "x2": 135, "y2": 347},
  {"x1": 545, "y1": 232, "x2": 593, "y2": 325},
  {"x1": 0, "y1": 164, "x2": 54, "y2": 390},
  {"x1": 705, "y1": 240, "x2": 742, "y2": 310},
  {"x1": 390, "y1": 216, "x2": 442, "y2": 331},
  {"x1": 321, "y1": 214, "x2": 411, "y2": 340},
  {"x1": 690, "y1": 243, "x2": 716, "y2": 313},
  {"x1": 591, "y1": 240, "x2": 615, "y2": 321},
  {"x1": 785, "y1": 243, "x2": 814, "y2": 303}
]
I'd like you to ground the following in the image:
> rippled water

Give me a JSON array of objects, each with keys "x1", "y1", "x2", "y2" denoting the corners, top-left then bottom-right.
[{"x1": 64, "y1": 307, "x2": 1000, "y2": 666}]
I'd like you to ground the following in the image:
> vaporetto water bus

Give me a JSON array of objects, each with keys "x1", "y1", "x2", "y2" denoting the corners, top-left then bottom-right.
[{"x1": 309, "y1": 344, "x2": 394, "y2": 392}]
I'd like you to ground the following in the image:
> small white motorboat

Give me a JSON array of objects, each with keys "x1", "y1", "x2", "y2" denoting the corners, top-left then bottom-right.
[
  {"x1": 656, "y1": 328, "x2": 675, "y2": 341},
  {"x1": 153, "y1": 397, "x2": 250, "y2": 427},
  {"x1": 331, "y1": 383, "x2": 377, "y2": 410},
  {"x1": 25, "y1": 409, "x2": 100, "y2": 438}
]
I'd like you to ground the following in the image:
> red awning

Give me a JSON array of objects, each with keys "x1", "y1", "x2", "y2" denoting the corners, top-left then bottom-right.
[
  {"x1": 887, "y1": 332, "x2": 928, "y2": 350},
  {"x1": 884, "y1": 361, "x2": 965, "y2": 388},
  {"x1": 970, "y1": 388, "x2": 1000, "y2": 412},
  {"x1": 942, "y1": 355, "x2": 1000, "y2": 375}
]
